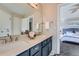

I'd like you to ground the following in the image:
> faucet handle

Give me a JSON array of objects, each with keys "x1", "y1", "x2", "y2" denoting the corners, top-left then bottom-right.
[
  {"x1": 15, "y1": 37, "x2": 18, "y2": 41},
  {"x1": 9, "y1": 35, "x2": 12, "y2": 42}
]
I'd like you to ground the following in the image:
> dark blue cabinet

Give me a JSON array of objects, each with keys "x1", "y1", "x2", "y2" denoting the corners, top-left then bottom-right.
[
  {"x1": 17, "y1": 36, "x2": 52, "y2": 56},
  {"x1": 42, "y1": 44, "x2": 49, "y2": 56},
  {"x1": 33, "y1": 50, "x2": 41, "y2": 56},
  {"x1": 48, "y1": 37, "x2": 52, "y2": 54},
  {"x1": 41, "y1": 37, "x2": 52, "y2": 56},
  {"x1": 30, "y1": 43, "x2": 41, "y2": 56}
]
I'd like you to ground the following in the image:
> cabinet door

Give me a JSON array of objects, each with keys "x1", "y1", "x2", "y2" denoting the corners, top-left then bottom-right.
[
  {"x1": 30, "y1": 43, "x2": 41, "y2": 56},
  {"x1": 33, "y1": 50, "x2": 41, "y2": 56},
  {"x1": 17, "y1": 50, "x2": 29, "y2": 56},
  {"x1": 48, "y1": 40, "x2": 52, "y2": 54},
  {"x1": 42, "y1": 44, "x2": 49, "y2": 56}
]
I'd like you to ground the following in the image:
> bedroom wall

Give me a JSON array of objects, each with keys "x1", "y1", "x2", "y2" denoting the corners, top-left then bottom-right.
[{"x1": 60, "y1": 4, "x2": 79, "y2": 29}]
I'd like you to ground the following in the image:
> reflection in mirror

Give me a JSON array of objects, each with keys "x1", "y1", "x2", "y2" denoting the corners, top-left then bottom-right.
[
  {"x1": 21, "y1": 5, "x2": 43, "y2": 35},
  {"x1": 21, "y1": 16, "x2": 33, "y2": 35},
  {"x1": 0, "y1": 3, "x2": 43, "y2": 37},
  {"x1": 29, "y1": 17, "x2": 33, "y2": 31}
]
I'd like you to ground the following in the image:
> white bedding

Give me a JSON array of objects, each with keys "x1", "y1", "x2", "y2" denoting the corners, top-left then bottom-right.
[
  {"x1": 61, "y1": 36, "x2": 79, "y2": 43},
  {"x1": 63, "y1": 32, "x2": 79, "y2": 38},
  {"x1": 61, "y1": 32, "x2": 79, "y2": 43}
]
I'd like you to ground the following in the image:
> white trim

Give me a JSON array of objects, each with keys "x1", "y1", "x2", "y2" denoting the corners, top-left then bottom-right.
[{"x1": 56, "y1": 4, "x2": 61, "y2": 54}]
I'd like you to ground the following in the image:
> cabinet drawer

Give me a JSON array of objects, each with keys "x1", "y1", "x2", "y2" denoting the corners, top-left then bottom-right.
[
  {"x1": 30, "y1": 43, "x2": 41, "y2": 56},
  {"x1": 17, "y1": 50, "x2": 29, "y2": 56}
]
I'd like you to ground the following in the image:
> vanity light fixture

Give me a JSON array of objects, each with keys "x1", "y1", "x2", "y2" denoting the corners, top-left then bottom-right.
[{"x1": 28, "y1": 3, "x2": 39, "y2": 9}]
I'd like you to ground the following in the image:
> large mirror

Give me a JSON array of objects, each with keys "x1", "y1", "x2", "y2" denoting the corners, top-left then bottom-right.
[{"x1": 0, "y1": 3, "x2": 43, "y2": 37}]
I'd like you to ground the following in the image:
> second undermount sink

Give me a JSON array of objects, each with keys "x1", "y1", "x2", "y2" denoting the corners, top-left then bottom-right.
[{"x1": 0, "y1": 41, "x2": 28, "y2": 52}]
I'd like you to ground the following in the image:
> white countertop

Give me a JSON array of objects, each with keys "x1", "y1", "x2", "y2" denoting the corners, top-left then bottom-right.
[{"x1": 0, "y1": 33, "x2": 53, "y2": 56}]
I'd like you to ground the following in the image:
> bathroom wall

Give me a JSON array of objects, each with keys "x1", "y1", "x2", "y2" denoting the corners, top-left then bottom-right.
[
  {"x1": 32, "y1": 10, "x2": 42, "y2": 32},
  {"x1": 42, "y1": 3, "x2": 60, "y2": 55}
]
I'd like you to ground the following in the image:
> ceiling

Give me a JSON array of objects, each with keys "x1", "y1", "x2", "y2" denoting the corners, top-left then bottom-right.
[{"x1": 0, "y1": 3, "x2": 37, "y2": 18}]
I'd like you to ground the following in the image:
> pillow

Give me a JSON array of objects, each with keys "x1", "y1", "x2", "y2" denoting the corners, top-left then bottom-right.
[
  {"x1": 75, "y1": 32, "x2": 79, "y2": 35},
  {"x1": 66, "y1": 32, "x2": 73, "y2": 35}
]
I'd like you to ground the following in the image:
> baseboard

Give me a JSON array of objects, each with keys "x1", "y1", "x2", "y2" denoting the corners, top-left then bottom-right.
[{"x1": 63, "y1": 41, "x2": 79, "y2": 45}]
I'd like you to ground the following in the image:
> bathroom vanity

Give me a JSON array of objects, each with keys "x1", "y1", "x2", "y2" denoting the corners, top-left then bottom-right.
[
  {"x1": 0, "y1": 33, "x2": 53, "y2": 56},
  {"x1": 0, "y1": 3, "x2": 55, "y2": 56},
  {"x1": 17, "y1": 36, "x2": 52, "y2": 56}
]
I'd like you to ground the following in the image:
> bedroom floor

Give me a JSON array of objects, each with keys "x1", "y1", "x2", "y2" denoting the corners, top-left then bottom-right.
[
  {"x1": 60, "y1": 41, "x2": 79, "y2": 56},
  {"x1": 50, "y1": 36, "x2": 79, "y2": 56}
]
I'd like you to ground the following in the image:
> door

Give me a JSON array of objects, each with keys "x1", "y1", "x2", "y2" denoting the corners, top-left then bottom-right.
[
  {"x1": 48, "y1": 39, "x2": 52, "y2": 54},
  {"x1": 42, "y1": 44, "x2": 49, "y2": 56}
]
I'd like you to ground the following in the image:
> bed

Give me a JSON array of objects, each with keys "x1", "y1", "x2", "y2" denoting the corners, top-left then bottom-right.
[{"x1": 61, "y1": 32, "x2": 79, "y2": 44}]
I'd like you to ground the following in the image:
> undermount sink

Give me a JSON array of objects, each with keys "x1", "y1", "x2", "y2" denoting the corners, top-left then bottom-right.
[{"x1": 0, "y1": 41, "x2": 28, "y2": 52}]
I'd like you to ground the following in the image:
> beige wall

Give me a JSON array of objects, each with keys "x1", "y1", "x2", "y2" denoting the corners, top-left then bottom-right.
[
  {"x1": 32, "y1": 11, "x2": 42, "y2": 32},
  {"x1": 42, "y1": 3, "x2": 60, "y2": 54}
]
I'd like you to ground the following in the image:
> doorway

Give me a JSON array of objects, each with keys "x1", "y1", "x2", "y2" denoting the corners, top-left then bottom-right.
[{"x1": 59, "y1": 3, "x2": 79, "y2": 56}]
